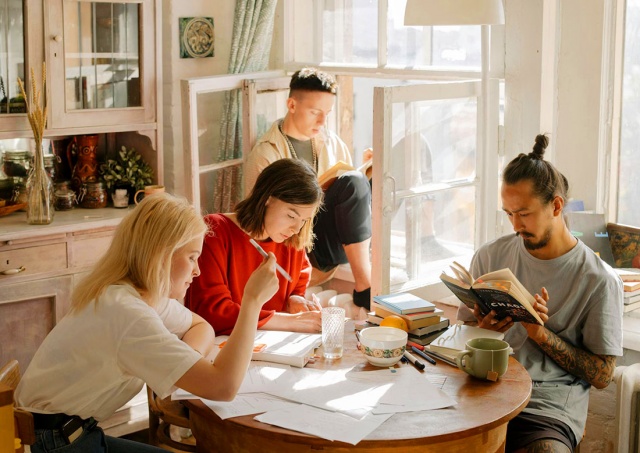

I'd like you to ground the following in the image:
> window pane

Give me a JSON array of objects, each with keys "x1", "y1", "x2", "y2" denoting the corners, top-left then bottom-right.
[
  {"x1": 390, "y1": 187, "x2": 475, "y2": 290},
  {"x1": 386, "y1": 93, "x2": 478, "y2": 289},
  {"x1": 293, "y1": 0, "x2": 378, "y2": 65},
  {"x1": 618, "y1": 0, "x2": 640, "y2": 226},
  {"x1": 201, "y1": 166, "x2": 242, "y2": 215},
  {"x1": 387, "y1": 0, "x2": 481, "y2": 68}
]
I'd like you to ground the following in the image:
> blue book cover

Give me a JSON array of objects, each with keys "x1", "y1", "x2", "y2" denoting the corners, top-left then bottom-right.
[{"x1": 372, "y1": 293, "x2": 435, "y2": 315}]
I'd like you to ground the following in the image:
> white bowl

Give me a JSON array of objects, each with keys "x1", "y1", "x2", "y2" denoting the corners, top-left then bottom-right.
[{"x1": 357, "y1": 326, "x2": 407, "y2": 367}]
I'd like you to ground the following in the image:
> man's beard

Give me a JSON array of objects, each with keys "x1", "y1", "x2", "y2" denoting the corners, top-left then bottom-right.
[{"x1": 517, "y1": 227, "x2": 552, "y2": 251}]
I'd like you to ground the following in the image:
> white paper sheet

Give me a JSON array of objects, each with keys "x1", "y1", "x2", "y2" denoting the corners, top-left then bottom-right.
[
  {"x1": 202, "y1": 393, "x2": 300, "y2": 419},
  {"x1": 254, "y1": 405, "x2": 393, "y2": 445},
  {"x1": 266, "y1": 367, "x2": 393, "y2": 419},
  {"x1": 347, "y1": 368, "x2": 457, "y2": 411}
]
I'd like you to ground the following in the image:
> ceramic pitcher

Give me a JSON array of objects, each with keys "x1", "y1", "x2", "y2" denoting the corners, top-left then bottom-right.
[{"x1": 67, "y1": 135, "x2": 99, "y2": 191}]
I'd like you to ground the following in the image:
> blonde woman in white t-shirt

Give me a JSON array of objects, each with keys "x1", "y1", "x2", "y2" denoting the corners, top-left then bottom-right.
[{"x1": 16, "y1": 193, "x2": 279, "y2": 453}]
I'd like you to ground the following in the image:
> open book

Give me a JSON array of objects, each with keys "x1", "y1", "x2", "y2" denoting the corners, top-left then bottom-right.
[
  {"x1": 440, "y1": 262, "x2": 543, "y2": 325},
  {"x1": 317, "y1": 159, "x2": 373, "y2": 190},
  {"x1": 216, "y1": 331, "x2": 322, "y2": 368}
]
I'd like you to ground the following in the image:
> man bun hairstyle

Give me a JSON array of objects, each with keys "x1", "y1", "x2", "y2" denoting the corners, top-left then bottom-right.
[
  {"x1": 503, "y1": 133, "x2": 569, "y2": 204},
  {"x1": 289, "y1": 67, "x2": 338, "y2": 97}
]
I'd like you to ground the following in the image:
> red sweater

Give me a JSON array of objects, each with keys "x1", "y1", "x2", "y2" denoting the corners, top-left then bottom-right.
[{"x1": 185, "y1": 214, "x2": 311, "y2": 335}]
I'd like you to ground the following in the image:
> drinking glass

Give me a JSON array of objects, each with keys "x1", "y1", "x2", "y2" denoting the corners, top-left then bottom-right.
[{"x1": 321, "y1": 307, "x2": 345, "y2": 359}]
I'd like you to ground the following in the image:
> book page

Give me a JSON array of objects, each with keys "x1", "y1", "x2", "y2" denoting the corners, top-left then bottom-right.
[
  {"x1": 317, "y1": 160, "x2": 355, "y2": 189},
  {"x1": 450, "y1": 261, "x2": 474, "y2": 285},
  {"x1": 477, "y1": 268, "x2": 536, "y2": 307}
]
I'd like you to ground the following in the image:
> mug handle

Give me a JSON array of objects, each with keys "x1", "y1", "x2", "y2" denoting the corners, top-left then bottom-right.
[
  {"x1": 456, "y1": 349, "x2": 473, "y2": 373},
  {"x1": 134, "y1": 189, "x2": 144, "y2": 205}
]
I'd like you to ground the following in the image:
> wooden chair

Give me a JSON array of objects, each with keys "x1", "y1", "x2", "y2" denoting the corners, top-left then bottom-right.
[
  {"x1": 147, "y1": 386, "x2": 196, "y2": 452},
  {"x1": 0, "y1": 360, "x2": 35, "y2": 452}
]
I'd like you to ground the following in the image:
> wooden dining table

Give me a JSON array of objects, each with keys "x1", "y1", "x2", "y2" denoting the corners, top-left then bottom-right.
[{"x1": 184, "y1": 319, "x2": 532, "y2": 453}]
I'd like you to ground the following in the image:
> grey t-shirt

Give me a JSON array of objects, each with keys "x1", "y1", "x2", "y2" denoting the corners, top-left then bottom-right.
[
  {"x1": 286, "y1": 135, "x2": 314, "y2": 167},
  {"x1": 467, "y1": 234, "x2": 623, "y2": 441}
]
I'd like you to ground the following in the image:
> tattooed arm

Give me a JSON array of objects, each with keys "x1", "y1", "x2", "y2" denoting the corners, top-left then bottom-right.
[{"x1": 525, "y1": 326, "x2": 616, "y2": 389}]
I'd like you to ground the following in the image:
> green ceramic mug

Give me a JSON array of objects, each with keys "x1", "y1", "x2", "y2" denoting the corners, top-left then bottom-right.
[{"x1": 456, "y1": 338, "x2": 512, "y2": 381}]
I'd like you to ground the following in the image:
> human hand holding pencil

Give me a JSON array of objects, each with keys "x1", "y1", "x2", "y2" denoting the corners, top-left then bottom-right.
[{"x1": 249, "y1": 238, "x2": 293, "y2": 282}]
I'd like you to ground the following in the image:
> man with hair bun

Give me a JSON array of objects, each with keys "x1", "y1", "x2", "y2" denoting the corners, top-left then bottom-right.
[
  {"x1": 458, "y1": 134, "x2": 623, "y2": 453},
  {"x1": 244, "y1": 67, "x2": 373, "y2": 309}
]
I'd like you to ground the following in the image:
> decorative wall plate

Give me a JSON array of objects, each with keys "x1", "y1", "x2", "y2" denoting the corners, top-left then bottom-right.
[{"x1": 179, "y1": 17, "x2": 215, "y2": 59}]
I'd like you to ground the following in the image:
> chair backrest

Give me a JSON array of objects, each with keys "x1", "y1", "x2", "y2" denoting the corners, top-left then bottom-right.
[
  {"x1": 0, "y1": 360, "x2": 35, "y2": 448},
  {"x1": 0, "y1": 360, "x2": 20, "y2": 390}
]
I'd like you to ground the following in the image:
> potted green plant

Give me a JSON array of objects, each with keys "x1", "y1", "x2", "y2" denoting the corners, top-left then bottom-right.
[{"x1": 99, "y1": 145, "x2": 153, "y2": 205}]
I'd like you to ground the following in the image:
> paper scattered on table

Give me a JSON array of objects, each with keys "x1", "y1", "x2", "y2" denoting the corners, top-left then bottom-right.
[
  {"x1": 254, "y1": 405, "x2": 393, "y2": 445},
  {"x1": 347, "y1": 367, "x2": 457, "y2": 412},
  {"x1": 172, "y1": 389, "x2": 299, "y2": 420},
  {"x1": 266, "y1": 367, "x2": 392, "y2": 419},
  {"x1": 203, "y1": 393, "x2": 299, "y2": 419}
]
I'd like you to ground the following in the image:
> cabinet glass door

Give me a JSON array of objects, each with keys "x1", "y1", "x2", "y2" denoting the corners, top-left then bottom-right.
[
  {"x1": 63, "y1": 1, "x2": 139, "y2": 110},
  {"x1": 0, "y1": 0, "x2": 25, "y2": 116},
  {"x1": 46, "y1": 0, "x2": 156, "y2": 129}
]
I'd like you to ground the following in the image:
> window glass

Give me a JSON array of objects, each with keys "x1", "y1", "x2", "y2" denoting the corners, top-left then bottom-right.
[
  {"x1": 618, "y1": 0, "x2": 640, "y2": 226},
  {"x1": 387, "y1": 0, "x2": 481, "y2": 68}
]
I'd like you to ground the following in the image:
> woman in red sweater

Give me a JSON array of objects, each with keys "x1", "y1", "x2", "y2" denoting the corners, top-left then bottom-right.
[{"x1": 186, "y1": 159, "x2": 325, "y2": 334}]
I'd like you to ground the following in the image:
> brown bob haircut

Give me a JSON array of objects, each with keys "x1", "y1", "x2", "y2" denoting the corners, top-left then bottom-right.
[{"x1": 236, "y1": 159, "x2": 323, "y2": 251}]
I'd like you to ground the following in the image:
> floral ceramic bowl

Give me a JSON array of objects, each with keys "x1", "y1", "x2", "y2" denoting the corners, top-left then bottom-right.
[{"x1": 357, "y1": 326, "x2": 407, "y2": 367}]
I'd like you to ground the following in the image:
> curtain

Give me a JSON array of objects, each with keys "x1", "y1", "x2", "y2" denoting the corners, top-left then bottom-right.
[{"x1": 213, "y1": 0, "x2": 277, "y2": 213}]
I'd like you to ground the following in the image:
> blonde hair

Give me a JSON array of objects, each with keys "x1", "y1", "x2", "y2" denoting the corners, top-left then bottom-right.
[{"x1": 71, "y1": 193, "x2": 208, "y2": 312}]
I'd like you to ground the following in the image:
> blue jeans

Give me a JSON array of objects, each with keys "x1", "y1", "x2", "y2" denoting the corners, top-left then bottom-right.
[{"x1": 31, "y1": 418, "x2": 168, "y2": 453}]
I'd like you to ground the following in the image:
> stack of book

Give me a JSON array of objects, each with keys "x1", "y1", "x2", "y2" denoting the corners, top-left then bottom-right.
[
  {"x1": 615, "y1": 269, "x2": 640, "y2": 313},
  {"x1": 364, "y1": 292, "x2": 450, "y2": 346}
]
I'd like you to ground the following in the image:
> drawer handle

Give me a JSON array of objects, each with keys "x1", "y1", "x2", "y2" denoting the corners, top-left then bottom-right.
[{"x1": 1, "y1": 266, "x2": 26, "y2": 275}]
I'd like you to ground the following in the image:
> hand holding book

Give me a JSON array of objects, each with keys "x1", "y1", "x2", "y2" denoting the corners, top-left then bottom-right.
[{"x1": 440, "y1": 261, "x2": 544, "y2": 325}]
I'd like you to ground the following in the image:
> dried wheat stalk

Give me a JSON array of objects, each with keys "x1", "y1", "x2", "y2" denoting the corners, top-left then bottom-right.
[{"x1": 17, "y1": 63, "x2": 52, "y2": 223}]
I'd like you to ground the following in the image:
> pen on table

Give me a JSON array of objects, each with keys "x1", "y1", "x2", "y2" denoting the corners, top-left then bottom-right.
[
  {"x1": 403, "y1": 350, "x2": 425, "y2": 371},
  {"x1": 411, "y1": 346, "x2": 437, "y2": 366},
  {"x1": 249, "y1": 238, "x2": 293, "y2": 282},
  {"x1": 407, "y1": 340, "x2": 424, "y2": 351}
]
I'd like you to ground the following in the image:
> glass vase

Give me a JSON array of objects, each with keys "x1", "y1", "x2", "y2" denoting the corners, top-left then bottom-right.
[{"x1": 26, "y1": 142, "x2": 55, "y2": 225}]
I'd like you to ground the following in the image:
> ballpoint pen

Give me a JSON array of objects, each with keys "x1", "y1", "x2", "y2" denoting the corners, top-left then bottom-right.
[
  {"x1": 411, "y1": 346, "x2": 437, "y2": 365},
  {"x1": 249, "y1": 238, "x2": 293, "y2": 282},
  {"x1": 403, "y1": 350, "x2": 425, "y2": 370}
]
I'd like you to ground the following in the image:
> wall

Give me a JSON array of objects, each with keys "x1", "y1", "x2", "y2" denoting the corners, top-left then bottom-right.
[{"x1": 162, "y1": 1, "x2": 236, "y2": 196}]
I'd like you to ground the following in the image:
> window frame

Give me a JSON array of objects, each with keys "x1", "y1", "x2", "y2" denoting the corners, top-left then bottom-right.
[{"x1": 283, "y1": 0, "x2": 505, "y2": 296}]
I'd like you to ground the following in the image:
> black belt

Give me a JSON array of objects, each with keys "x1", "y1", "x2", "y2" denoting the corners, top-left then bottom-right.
[
  {"x1": 32, "y1": 413, "x2": 88, "y2": 443},
  {"x1": 32, "y1": 413, "x2": 83, "y2": 430}
]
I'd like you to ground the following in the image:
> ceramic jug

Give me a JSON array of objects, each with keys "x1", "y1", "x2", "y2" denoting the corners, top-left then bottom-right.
[{"x1": 67, "y1": 135, "x2": 99, "y2": 191}]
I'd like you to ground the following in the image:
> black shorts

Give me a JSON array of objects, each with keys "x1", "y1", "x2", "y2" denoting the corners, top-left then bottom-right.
[{"x1": 506, "y1": 412, "x2": 577, "y2": 452}]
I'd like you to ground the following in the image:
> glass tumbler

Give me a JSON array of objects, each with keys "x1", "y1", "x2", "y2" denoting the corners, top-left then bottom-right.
[{"x1": 321, "y1": 307, "x2": 345, "y2": 359}]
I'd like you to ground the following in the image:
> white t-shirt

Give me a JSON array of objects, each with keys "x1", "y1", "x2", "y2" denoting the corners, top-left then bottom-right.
[{"x1": 16, "y1": 285, "x2": 202, "y2": 421}]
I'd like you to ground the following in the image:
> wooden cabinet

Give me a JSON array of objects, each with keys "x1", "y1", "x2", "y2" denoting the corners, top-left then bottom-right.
[
  {"x1": 0, "y1": 0, "x2": 161, "y2": 437},
  {"x1": 0, "y1": 208, "x2": 142, "y2": 436}
]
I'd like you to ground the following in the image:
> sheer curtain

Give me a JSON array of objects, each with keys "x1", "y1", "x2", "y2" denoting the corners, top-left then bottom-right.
[{"x1": 213, "y1": 0, "x2": 277, "y2": 213}]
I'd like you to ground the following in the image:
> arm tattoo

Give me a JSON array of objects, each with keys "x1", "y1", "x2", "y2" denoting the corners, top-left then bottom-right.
[{"x1": 536, "y1": 328, "x2": 616, "y2": 388}]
